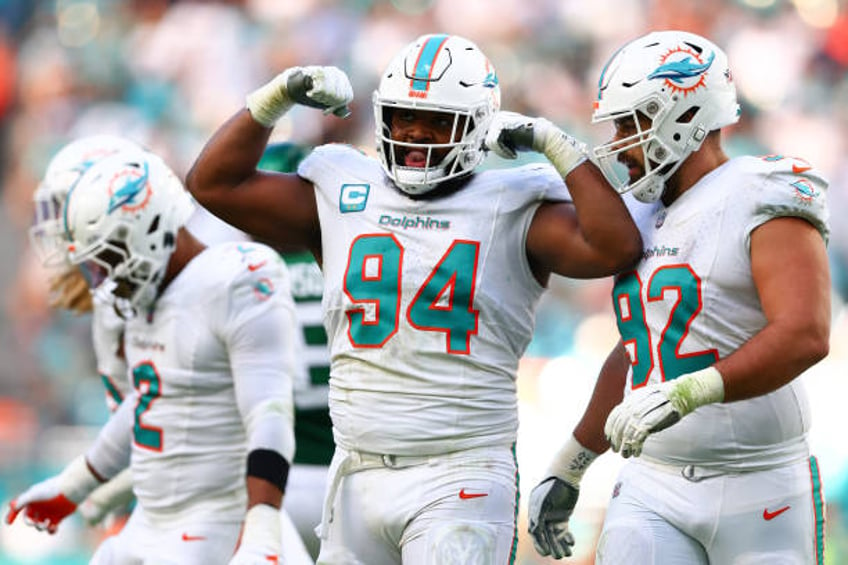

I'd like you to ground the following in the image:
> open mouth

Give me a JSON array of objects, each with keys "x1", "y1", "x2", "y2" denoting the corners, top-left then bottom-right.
[
  {"x1": 618, "y1": 156, "x2": 642, "y2": 182},
  {"x1": 403, "y1": 149, "x2": 427, "y2": 168}
]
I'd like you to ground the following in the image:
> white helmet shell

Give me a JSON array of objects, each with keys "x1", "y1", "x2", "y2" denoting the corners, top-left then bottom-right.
[
  {"x1": 592, "y1": 30, "x2": 740, "y2": 202},
  {"x1": 29, "y1": 134, "x2": 142, "y2": 269},
  {"x1": 64, "y1": 149, "x2": 195, "y2": 312},
  {"x1": 373, "y1": 34, "x2": 501, "y2": 195}
]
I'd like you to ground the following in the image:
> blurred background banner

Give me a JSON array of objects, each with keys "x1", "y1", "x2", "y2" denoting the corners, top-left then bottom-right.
[{"x1": 0, "y1": 1, "x2": 846, "y2": 563}]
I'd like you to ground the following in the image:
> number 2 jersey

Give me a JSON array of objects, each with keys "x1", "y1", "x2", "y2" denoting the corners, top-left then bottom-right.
[
  {"x1": 298, "y1": 144, "x2": 570, "y2": 457},
  {"x1": 87, "y1": 241, "x2": 301, "y2": 524},
  {"x1": 617, "y1": 155, "x2": 829, "y2": 471}
]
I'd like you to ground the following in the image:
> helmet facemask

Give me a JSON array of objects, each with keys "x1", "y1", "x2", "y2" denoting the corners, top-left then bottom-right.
[
  {"x1": 30, "y1": 179, "x2": 76, "y2": 269},
  {"x1": 373, "y1": 34, "x2": 500, "y2": 196},
  {"x1": 593, "y1": 92, "x2": 684, "y2": 203},
  {"x1": 73, "y1": 228, "x2": 171, "y2": 317},
  {"x1": 375, "y1": 102, "x2": 490, "y2": 195}
]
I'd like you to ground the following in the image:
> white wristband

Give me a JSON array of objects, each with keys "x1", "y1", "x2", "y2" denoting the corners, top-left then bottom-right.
[
  {"x1": 60, "y1": 455, "x2": 103, "y2": 504},
  {"x1": 245, "y1": 71, "x2": 296, "y2": 128},
  {"x1": 546, "y1": 434, "x2": 599, "y2": 488},
  {"x1": 665, "y1": 366, "x2": 725, "y2": 416},
  {"x1": 84, "y1": 467, "x2": 133, "y2": 508},
  {"x1": 532, "y1": 119, "x2": 588, "y2": 179}
]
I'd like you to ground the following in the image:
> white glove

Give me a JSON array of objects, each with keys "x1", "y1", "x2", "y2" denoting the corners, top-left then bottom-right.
[
  {"x1": 5, "y1": 455, "x2": 102, "y2": 534},
  {"x1": 78, "y1": 467, "x2": 134, "y2": 526},
  {"x1": 484, "y1": 111, "x2": 587, "y2": 177},
  {"x1": 527, "y1": 435, "x2": 599, "y2": 559},
  {"x1": 229, "y1": 504, "x2": 282, "y2": 565},
  {"x1": 605, "y1": 367, "x2": 725, "y2": 458},
  {"x1": 246, "y1": 65, "x2": 353, "y2": 127}
]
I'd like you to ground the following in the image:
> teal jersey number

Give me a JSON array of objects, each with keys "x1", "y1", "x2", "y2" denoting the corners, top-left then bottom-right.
[
  {"x1": 407, "y1": 240, "x2": 479, "y2": 354},
  {"x1": 344, "y1": 235, "x2": 480, "y2": 354},
  {"x1": 132, "y1": 361, "x2": 163, "y2": 451},
  {"x1": 614, "y1": 265, "x2": 718, "y2": 387},
  {"x1": 345, "y1": 234, "x2": 403, "y2": 347}
]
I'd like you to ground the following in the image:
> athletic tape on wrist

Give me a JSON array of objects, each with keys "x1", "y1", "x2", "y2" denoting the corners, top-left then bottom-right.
[
  {"x1": 247, "y1": 449, "x2": 290, "y2": 490},
  {"x1": 534, "y1": 120, "x2": 588, "y2": 178},
  {"x1": 245, "y1": 72, "x2": 295, "y2": 128},
  {"x1": 547, "y1": 435, "x2": 599, "y2": 487},
  {"x1": 241, "y1": 503, "x2": 282, "y2": 548},
  {"x1": 667, "y1": 366, "x2": 725, "y2": 416}
]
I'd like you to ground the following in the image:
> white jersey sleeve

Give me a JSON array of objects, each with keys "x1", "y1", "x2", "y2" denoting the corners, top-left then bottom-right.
[
  {"x1": 91, "y1": 299, "x2": 129, "y2": 412},
  {"x1": 224, "y1": 247, "x2": 299, "y2": 464},
  {"x1": 744, "y1": 155, "x2": 829, "y2": 245},
  {"x1": 85, "y1": 394, "x2": 133, "y2": 479}
]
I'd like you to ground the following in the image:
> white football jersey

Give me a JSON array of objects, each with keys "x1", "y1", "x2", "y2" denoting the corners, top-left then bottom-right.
[
  {"x1": 121, "y1": 241, "x2": 300, "y2": 523},
  {"x1": 298, "y1": 144, "x2": 570, "y2": 456},
  {"x1": 91, "y1": 298, "x2": 130, "y2": 412},
  {"x1": 616, "y1": 155, "x2": 829, "y2": 470}
]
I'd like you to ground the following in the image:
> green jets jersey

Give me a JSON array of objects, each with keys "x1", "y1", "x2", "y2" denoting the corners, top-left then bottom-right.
[{"x1": 283, "y1": 251, "x2": 334, "y2": 465}]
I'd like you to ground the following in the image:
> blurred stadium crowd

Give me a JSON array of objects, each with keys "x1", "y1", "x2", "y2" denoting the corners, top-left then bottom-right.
[{"x1": 0, "y1": 0, "x2": 847, "y2": 563}]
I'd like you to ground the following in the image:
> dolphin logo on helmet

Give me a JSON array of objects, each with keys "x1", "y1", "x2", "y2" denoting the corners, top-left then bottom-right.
[{"x1": 648, "y1": 51, "x2": 715, "y2": 84}]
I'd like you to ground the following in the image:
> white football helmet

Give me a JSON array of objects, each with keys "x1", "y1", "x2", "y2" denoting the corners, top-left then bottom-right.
[
  {"x1": 373, "y1": 34, "x2": 501, "y2": 195},
  {"x1": 64, "y1": 149, "x2": 195, "y2": 313},
  {"x1": 592, "y1": 30, "x2": 740, "y2": 202},
  {"x1": 29, "y1": 134, "x2": 142, "y2": 269}
]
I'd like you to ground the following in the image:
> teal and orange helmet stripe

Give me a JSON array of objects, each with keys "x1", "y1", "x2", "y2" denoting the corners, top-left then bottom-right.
[{"x1": 409, "y1": 34, "x2": 450, "y2": 98}]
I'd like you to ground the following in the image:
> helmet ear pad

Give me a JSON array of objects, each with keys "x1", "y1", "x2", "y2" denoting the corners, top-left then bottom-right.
[
  {"x1": 591, "y1": 30, "x2": 739, "y2": 202},
  {"x1": 373, "y1": 34, "x2": 500, "y2": 196}
]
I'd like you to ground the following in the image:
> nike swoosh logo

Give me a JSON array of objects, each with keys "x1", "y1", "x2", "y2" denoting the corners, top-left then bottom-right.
[
  {"x1": 248, "y1": 261, "x2": 268, "y2": 272},
  {"x1": 458, "y1": 489, "x2": 488, "y2": 500},
  {"x1": 763, "y1": 505, "x2": 791, "y2": 520},
  {"x1": 792, "y1": 164, "x2": 811, "y2": 174},
  {"x1": 181, "y1": 533, "x2": 207, "y2": 542}
]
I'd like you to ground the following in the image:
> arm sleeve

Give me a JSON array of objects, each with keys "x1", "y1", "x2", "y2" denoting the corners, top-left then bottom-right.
[
  {"x1": 91, "y1": 301, "x2": 129, "y2": 412},
  {"x1": 224, "y1": 253, "x2": 300, "y2": 465},
  {"x1": 84, "y1": 394, "x2": 134, "y2": 479}
]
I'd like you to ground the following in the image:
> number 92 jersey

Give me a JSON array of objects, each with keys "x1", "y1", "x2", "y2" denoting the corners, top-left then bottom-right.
[
  {"x1": 298, "y1": 144, "x2": 570, "y2": 457},
  {"x1": 617, "y1": 155, "x2": 829, "y2": 470}
]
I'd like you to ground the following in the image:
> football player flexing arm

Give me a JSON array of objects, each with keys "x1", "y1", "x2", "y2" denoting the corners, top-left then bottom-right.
[
  {"x1": 528, "y1": 30, "x2": 830, "y2": 564},
  {"x1": 7, "y1": 148, "x2": 311, "y2": 565},
  {"x1": 185, "y1": 34, "x2": 640, "y2": 564}
]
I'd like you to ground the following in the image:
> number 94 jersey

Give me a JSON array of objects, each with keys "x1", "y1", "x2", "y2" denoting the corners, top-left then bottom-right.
[
  {"x1": 298, "y1": 144, "x2": 570, "y2": 457},
  {"x1": 617, "y1": 155, "x2": 829, "y2": 470}
]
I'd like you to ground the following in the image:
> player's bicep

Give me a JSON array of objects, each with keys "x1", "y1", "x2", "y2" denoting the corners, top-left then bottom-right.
[
  {"x1": 751, "y1": 216, "x2": 830, "y2": 347},
  {"x1": 199, "y1": 171, "x2": 320, "y2": 250},
  {"x1": 527, "y1": 201, "x2": 612, "y2": 280}
]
